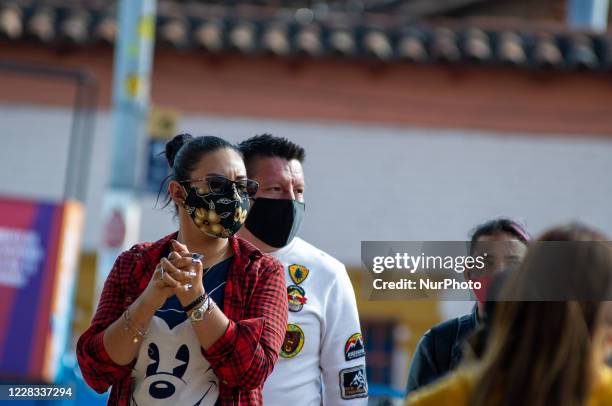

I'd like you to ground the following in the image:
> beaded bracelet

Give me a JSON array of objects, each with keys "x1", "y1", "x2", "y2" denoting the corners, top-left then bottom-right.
[
  {"x1": 123, "y1": 308, "x2": 148, "y2": 343},
  {"x1": 183, "y1": 293, "x2": 207, "y2": 313}
]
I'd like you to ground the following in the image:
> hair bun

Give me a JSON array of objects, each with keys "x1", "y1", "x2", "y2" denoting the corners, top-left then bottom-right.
[{"x1": 165, "y1": 133, "x2": 193, "y2": 168}]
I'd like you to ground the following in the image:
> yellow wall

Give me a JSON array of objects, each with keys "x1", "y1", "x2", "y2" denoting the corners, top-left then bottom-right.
[
  {"x1": 72, "y1": 253, "x2": 97, "y2": 338},
  {"x1": 347, "y1": 268, "x2": 442, "y2": 353}
]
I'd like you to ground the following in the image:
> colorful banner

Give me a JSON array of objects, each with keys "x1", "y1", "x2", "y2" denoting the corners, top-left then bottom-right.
[{"x1": 0, "y1": 197, "x2": 84, "y2": 383}]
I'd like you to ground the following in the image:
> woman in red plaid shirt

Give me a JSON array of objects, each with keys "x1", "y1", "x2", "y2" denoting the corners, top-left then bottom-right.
[{"x1": 77, "y1": 134, "x2": 288, "y2": 406}]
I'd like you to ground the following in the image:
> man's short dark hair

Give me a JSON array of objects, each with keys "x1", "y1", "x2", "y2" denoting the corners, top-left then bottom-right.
[{"x1": 238, "y1": 134, "x2": 306, "y2": 174}]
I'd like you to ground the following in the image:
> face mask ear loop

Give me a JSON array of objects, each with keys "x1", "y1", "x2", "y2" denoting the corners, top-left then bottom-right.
[{"x1": 178, "y1": 184, "x2": 188, "y2": 207}]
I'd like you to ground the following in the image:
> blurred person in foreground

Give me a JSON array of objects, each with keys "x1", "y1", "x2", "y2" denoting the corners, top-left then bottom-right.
[
  {"x1": 406, "y1": 219, "x2": 530, "y2": 394},
  {"x1": 461, "y1": 271, "x2": 510, "y2": 362},
  {"x1": 406, "y1": 223, "x2": 612, "y2": 406},
  {"x1": 237, "y1": 134, "x2": 368, "y2": 405},
  {"x1": 77, "y1": 134, "x2": 288, "y2": 405}
]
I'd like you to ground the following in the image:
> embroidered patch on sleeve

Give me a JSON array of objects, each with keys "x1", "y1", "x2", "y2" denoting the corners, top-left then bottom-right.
[
  {"x1": 344, "y1": 333, "x2": 366, "y2": 361},
  {"x1": 339, "y1": 365, "x2": 368, "y2": 399}
]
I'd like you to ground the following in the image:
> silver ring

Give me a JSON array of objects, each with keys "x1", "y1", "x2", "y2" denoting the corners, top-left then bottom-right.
[{"x1": 159, "y1": 265, "x2": 165, "y2": 279}]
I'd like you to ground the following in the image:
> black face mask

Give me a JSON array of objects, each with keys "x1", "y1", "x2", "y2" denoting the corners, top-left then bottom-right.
[{"x1": 245, "y1": 198, "x2": 305, "y2": 248}]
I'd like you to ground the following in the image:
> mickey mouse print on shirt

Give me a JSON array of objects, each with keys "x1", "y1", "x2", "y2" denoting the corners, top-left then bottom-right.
[
  {"x1": 131, "y1": 256, "x2": 232, "y2": 406},
  {"x1": 130, "y1": 296, "x2": 219, "y2": 406}
]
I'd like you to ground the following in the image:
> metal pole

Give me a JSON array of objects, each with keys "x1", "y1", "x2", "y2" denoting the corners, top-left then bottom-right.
[
  {"x1": 568, "y1": 0, "x2": 609, "y2": 32},
  {"x1": 96, "y1": 0, "x2": 157, "y2": 296},
  {"x1": 109, "y1": 0, "x2": 157, "y2": 189}
]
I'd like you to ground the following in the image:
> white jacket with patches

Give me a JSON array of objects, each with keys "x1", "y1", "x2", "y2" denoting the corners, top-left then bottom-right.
[{"x1": 263, "y1": 237, "x2": 368, "y2": 405}]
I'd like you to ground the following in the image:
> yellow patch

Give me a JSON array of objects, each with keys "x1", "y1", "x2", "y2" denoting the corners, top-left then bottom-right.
[
  {"x1": 288, "y1": 264, "x2": 310, "y2": 285},
  {"x1": 280, "y1": 324, "x2": 305, "y2": 358}
]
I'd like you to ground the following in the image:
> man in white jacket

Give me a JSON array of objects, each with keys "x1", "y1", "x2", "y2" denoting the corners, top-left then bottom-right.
[{"x1": 237, "y1": 134, "x2": 368, "y2": 405}]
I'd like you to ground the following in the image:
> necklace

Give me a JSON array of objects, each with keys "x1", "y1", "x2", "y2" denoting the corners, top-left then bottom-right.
[
  {"x1": 201, "y1": 241, "x2": 231, "y2": 278},
  {"x1": 174, "y1": 238, "x2": 231, "y2": 289}
]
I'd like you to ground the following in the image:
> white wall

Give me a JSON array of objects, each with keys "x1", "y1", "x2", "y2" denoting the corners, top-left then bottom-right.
[{"x1": 2, "y1": 104, "x2": 612, "y2": 266}]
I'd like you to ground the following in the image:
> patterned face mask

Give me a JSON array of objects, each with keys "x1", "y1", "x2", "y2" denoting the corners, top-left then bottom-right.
[{"x1": 182, "y1": 184, "x2": 250, "y2": 239}]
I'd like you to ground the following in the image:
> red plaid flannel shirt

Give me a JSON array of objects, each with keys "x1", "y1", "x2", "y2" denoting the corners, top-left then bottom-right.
[{"x1": 77, "y1": 232, "x2": 288, "y2": 405}]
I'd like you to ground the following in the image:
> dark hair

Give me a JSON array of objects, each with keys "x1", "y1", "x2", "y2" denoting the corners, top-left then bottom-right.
[
  {"x1": 467, "y1": 223, "x2": 609, "y2": 362},
  {"x1": 465, "y1": 271, "x2": 510, "y2": 360},
  {"x1": 471, "y1": 223, "x2": 612, "y2": 406},
  {"x1": 237, "y1": 134, "x2": 305, "y2": 175},
  {"x1": 470, "y1": 218, "x2": 531, "y2": 245},
  {"x1": 157, "y1": 133, "x2": 239, "y2": 211},
  {"x1": 537, "y1": 222, "x2": 607, "y2": 243}
]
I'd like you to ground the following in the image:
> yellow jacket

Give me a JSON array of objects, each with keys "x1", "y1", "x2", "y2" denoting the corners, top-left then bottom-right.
[{"x1": 405, "y1": 366, "x2": 612, "y2": 406}]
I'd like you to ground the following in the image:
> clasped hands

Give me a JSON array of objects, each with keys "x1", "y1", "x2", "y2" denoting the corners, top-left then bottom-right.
[{"x1": 142, "y1": 240, "x2": 206, "y2": 310}]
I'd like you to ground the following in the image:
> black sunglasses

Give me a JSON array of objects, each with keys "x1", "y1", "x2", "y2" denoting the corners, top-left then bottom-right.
[{"x1": 180, "y1": 176, "x2": 259, "y2": 197}]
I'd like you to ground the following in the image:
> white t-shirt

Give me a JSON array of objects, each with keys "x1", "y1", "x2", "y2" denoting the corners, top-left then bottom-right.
[
  {"x1": 263, "y1": 237, "x2": 368, "y2": 405},
  {"x1": 130, "y1": 310, "x2": 219, "y2": 406},
  {"x1": 130, "y1": 258, "x2": 232, "y2": 406}
]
